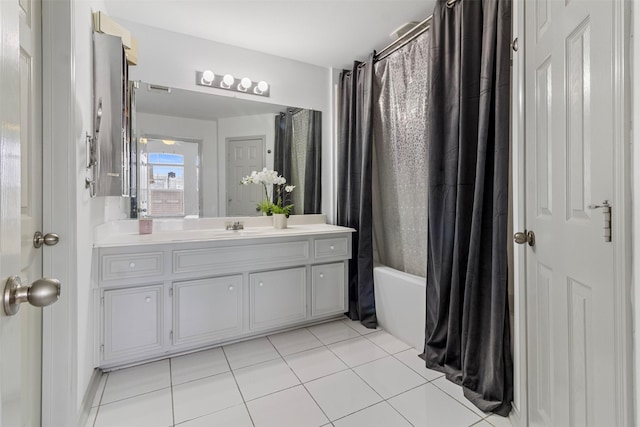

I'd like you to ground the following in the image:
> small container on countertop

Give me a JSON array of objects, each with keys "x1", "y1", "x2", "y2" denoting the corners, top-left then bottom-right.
[{"x1": 139, "y1": 217, "x2": 153, "y2": 235}]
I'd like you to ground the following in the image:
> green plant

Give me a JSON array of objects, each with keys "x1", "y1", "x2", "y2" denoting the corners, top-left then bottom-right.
[
  {"x1": 257, "y1": 199, "x2": 274, "y2": 215},
  {"x1": 272, "y1": 184, "x2": 295, "y2": 216}
]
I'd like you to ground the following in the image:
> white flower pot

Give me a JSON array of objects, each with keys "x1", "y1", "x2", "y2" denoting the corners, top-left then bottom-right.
[{"x1": 273, "y1": 214, "x2": 287, "y2": 229}]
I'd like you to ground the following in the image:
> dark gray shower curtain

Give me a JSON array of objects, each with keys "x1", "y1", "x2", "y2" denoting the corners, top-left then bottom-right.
[
  {"x1": 423, "y1": 0, "x2": 513, "y2": 416},
  {"x1": 337, "y1": 56, "x2": 377, "y2": 328},
  {"x1": 274, "y1": 112, "x2": 293, "y2": 185},
  {"x1": 275, "y1": 109, "x2": 322, "y2": 214},
  {"x1": 303, "y1": 110, "x2": 322, "y2": 213}
]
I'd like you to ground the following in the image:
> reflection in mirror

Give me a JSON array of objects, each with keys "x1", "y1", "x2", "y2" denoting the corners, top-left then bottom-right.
[
  {"x1": 138, "y1": 137, "x2": 201, "y2": 217},
  {"x1": 274, "y1": 108, "x2": 322, "y2": 215},
  {"x1": 129, "y1": 82, "x2": 321, "y2": 218}
]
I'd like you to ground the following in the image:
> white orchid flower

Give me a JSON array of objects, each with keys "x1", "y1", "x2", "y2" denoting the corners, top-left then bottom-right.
[{"x1": 285, "y1": 185, "x2": 295, "y2": 193}]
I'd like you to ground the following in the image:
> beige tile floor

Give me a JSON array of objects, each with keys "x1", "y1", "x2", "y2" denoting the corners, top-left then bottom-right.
[{"x1": 87, "y1": 317, "x2": 512, "y2": 427}]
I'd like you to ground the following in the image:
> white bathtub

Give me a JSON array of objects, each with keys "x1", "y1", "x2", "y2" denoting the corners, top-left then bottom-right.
[{"x1": 374, "y1": 265, "x2": 426, "y2": 351}]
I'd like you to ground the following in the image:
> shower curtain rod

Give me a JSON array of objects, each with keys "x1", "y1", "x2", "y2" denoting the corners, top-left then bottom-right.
[
  {"x1": 376, "y1": 0, "x2": 459, "y2": 62},
  {"x1": 349, "y1": 0, "x2": 459, "y2": 71}
]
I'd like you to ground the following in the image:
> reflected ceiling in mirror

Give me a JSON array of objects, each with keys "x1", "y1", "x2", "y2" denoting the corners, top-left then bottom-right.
[
  {"x1": 136, "y1": 83, "x2": 287, "y2": 121},
  {"x1": 130, "y1": 82, "x2": 322, "y2": 219}
]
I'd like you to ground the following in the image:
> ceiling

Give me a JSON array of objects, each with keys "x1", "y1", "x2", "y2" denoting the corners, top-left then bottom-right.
[{"x1": 103, "y1": 0, "x2": 437, "y2": 69}]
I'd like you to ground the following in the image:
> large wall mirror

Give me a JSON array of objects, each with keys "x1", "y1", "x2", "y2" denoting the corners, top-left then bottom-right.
[{"x1": 129, "y1": 82, "x2": 321, "y2": 218}]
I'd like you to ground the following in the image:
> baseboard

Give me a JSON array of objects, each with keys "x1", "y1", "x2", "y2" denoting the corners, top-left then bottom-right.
[{"x1": 76, "y1": 368, "x2": 103, "y2": 427}]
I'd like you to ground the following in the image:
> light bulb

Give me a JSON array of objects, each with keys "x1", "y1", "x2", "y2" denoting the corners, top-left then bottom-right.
[
  {"x1": 139, "y1": 137, "x2": 148, "y2": 144},
  {"x1": 201, "y1": 70, "x2": 215, "y2": 85},
  {"x1": 239, "y1": 77, "x2": 252, "y2": 90},
  {"x1": 255, "y1": 80, "x2": 269, "y2": 94},
  {"x1": 222, "y1": 74, "x2": 234, "y2": 87}
]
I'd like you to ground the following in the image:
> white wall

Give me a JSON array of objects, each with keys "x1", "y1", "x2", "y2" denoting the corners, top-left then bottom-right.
[
  {"x1": 113, "y1": 18, "x2": 335, "y2": 219},
  {"x1": 136, "y1": 112, "x2": 218, "y2": 216},
  {"x1": 72, "y1": 0, "x2": 117, "y2": 414},
  {"x1": 217, "y1": 114, "x2": 274, "y2": 216},
  {"x1": 632, "y1": 1, "x2": 640, "y2": 423}
]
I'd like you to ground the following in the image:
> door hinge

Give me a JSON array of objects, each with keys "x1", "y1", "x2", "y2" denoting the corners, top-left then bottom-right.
[
  {"x1": 169, "y1": 288, "x2": 173, "y2": 297},
  {"x1": 101, "y1": 297, "x2": 104, "y2": 306},
  {"x1": 100, "y1": 344, "x2": 104, "y2": 354},
  {"x1": 169, "y1": 330, "x2": 173, "y2": 341},
  {"x1": 588, "y1": 200, "x2": 612, "y2": 242}
]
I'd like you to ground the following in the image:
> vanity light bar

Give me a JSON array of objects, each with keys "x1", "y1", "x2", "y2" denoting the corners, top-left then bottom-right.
[{"x1": 195, "y1": 70, "x2": 270, "y2": 97}]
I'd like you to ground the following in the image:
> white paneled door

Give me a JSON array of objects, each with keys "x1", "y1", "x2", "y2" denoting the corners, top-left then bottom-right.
[
  {"x1": 524, "y1": 0, "x2": 624, "y2": 426},
  {"x1": 19, "y1": 0, "x2": 44, "y2": 424},
  {"x1": 0, "y1": 0, "x2": 24, "y2": 424},
  {"x1": 1, "y1": 0, "x2": 46, "y2": 425},
  {"x1": 226, "y1": 136, "x2": 265, "y2": 216}
]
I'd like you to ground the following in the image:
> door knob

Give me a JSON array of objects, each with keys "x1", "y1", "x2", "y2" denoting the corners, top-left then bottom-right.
[
  {"x1": 3, "y1": 276, "x2": 61, "y2": 316},
  {"x1": 514, "y1": 230, "x2": 535, "y2": 247},
  {"x1": 33, "y1": 231, "x2": 59, "y2": 249}
]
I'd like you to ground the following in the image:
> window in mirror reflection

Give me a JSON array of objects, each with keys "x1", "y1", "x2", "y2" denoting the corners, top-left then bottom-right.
[{"x1": 139, "y1": 138, "x2": 201, "y2": 218}]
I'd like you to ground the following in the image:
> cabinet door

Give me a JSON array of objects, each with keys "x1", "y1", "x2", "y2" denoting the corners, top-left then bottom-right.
[
  {"x1": 103, "y1": 284, "x2": 164, "y2": 362},
  {"x1": 311, "y1": 263, "x2": 346, "y2": 317},
  {"x1": 173, "y1": 275, "x2": 243, "y2": 347},
  {"x1": 250, "y1": 268, "x2": 306, "y2": 330}
]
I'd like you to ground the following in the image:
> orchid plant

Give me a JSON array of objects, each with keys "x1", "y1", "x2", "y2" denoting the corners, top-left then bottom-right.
[{"x1": 241, "y1": 168, "x2": 295, "y2": 216}]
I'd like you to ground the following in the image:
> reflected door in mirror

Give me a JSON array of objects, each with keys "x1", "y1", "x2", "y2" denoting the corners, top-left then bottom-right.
[{"x1": 227, "y1": 136, "x2": 265, "y2": 216}]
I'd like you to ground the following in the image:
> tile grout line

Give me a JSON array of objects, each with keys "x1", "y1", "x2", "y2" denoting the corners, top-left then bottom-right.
[
  {"x1": 269, "y1": 320, "x2": 387, "y2": 424},
  {"x1": 169, "y1": 358, "x2": 176, "y2": 427},
  {"x1": 430, "y1": 378, "x2": 490, "y2": 420},
  {"x1": 95, "y1": 385, "x2": 173, "y2": 407},
  {"x1": 310, "y1": 321, "x2": 394, "y2": 423},
  {"x1": 91, "y1": 372, "x2": 108, "y2": 427},
  {"x1": 390, "y1": 350, "x2": 446, "y2": 383},
  {"x1": 270, "y1": 331, "x2": 334, "y2": 425},
  {"x1": 304, "y1": 324, "x2": 378, "y2": 424},
  {"x1": 98, "y1": 319, "x2": 495, "y2": 427},
  {"x1": 334, "y1": 321, "x2": 442, "y2": 426},
  {"x1": 221, "y1": 344, "x2": 257, "y2": 427},
  {"x1": 91, "y1": 404, "x2": 100, "y2": 427}
]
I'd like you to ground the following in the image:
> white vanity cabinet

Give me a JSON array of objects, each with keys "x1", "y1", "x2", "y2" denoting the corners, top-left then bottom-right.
[
  {"x1": 250, "y1": 267, "x2": 307, "y2": 331},
  {"x1": 93, "y1": 227, "x2": 352, "y2": 369},
  {"x1": 102, "y1": 284, "x2": 166, "y2": 362},
  {"x1": 172, "y1": 275, "x2": 243, "y2": 348},
  {"x1": 311, "y1": 263, "x2": 346, "y2": 317}
]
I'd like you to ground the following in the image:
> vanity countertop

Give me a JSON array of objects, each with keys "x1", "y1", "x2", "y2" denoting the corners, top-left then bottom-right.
[{"x1": 93, "y1": 217, "x2": 354, "y2": 248}]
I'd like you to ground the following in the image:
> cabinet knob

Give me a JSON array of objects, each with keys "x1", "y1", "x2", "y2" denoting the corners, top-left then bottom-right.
[
  {"x1": 319, "y1": 273, "x2": 324, "y2": 279},
  {"x1": 330, "y1": 245, "x2": 335, "y2": 251},
  {"x1": 258, "y1": 282, "x2": 264, "y2": 287},
  {"x1": 144, "y1": 296, "x2": 151, "y2": 303},
  {"x1": 228, "y1": 285, "x2": 234, "y2": 291},
  {"x1": 129, "y1": 262, "x2": 136, "y2": 268}
]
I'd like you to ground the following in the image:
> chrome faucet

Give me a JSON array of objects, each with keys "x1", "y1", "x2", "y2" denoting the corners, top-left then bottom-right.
[{"x1": 225, "y1": 221, "x2": 244, "y2": 231}]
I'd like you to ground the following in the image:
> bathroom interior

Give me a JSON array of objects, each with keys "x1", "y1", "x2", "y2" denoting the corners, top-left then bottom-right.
[
  {"x1": 82, "y1": 0, "x2": 515, "y2": 424},
  {"x1": 4, "y1": 0, "x2": 635, "y2": 426}
]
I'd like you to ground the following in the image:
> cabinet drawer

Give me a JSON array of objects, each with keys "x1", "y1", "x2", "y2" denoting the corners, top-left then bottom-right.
[
  {"x1": 311, "y1": 263, "x2": 346, "y2": 317},
  {"x1": 173, "y1": 275, "x2": 243, "y2": 346},
  {"x1": 314, "y1": 237, "x2": 349, "y2": 260},
  {"x1": 174, "y1": 241, "x2": 309, "y2": 275},
  {"x1": 250, "y1": 267, "x2": 306, "y2": 330},
  {"x1": 101, "y1": 252, "x2": 164, "y2": 282},
  {"x1": 103, "y1": 285, "x2": 164, "y2": 362}
]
